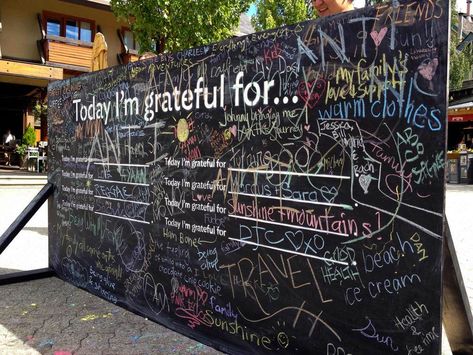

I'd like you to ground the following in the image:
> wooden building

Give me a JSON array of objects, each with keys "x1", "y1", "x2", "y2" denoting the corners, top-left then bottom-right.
[
  {"x1": 0, "y1": 0, "x2": 140, "y2": 145},
  {"x1": 0, "y1": 1, "x2": 254, "y2": 149}
]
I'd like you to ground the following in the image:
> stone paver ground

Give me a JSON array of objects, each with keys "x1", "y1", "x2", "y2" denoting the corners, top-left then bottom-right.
[{"x1": 0, "y1": 277, "x2": 220, "y2": 355}]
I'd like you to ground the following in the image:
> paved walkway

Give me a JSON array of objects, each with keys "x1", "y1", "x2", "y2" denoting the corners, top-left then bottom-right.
[
  {"x1": 0, "y1": 179, "x2": 471, "y2": 354},
  {"x1": 0, "y1": 169, "x2": 47, "y2": 187},
  {"x1": 0, "y1": 278, "x2": 220, "y2": 355}
]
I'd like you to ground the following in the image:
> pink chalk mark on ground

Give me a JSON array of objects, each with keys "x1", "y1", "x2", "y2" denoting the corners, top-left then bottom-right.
[{"x1": 54, "y1": 351, "x2": 72, "y2": 355}]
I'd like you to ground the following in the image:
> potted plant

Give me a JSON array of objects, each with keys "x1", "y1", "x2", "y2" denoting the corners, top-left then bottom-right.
[{"x1": 15, "y1": 125, "x2": 37, "y2": 169}]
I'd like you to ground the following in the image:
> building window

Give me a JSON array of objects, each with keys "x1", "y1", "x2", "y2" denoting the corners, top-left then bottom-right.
[
  {"x1": 122, "y1": 28, "x2": 140, "y2": 52},
  {"x1": 80, "y1": 22, "x2": 92, "y2": 42},
  {"x1": 43, "y1": 12, "x2": 95, "y2": 42},
  {"x1": 46, "y1": 18, "x2": 61, "y2": 36},
  {"x1": 66, "y1": 19, "x2": 79, "y2": 40}
]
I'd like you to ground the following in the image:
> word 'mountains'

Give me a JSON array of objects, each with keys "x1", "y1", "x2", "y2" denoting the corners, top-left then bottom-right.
[{"x1": 48, "y1": 1, "x2": 448, "y2": 353}]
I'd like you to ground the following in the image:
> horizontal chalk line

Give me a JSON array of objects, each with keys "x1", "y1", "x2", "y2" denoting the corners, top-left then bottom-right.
[
  {"x1": 228, "y1": 191, "x2": 352, "y2": 210},
  {"x1": 94, "y1": 195, "x2": 150, "y2": 205},
  {"x1": 228, "y1": 237, "x2": 349, "y2": 266},
  {"x1": 94, "y1": 212, "x2": 150, "y2": 224},
  {"x1": 93, "y1": 179, "x2": 150, "y2": 187},
  {"x1": 228, "y1": 167, "x2": 350, "y2": 179},
  {"x1": 229, "y1": 214, "x2": 349, "y2": 237},
  {"x1": 94, "y1": 162, "x2": 149, "y2": 167}
]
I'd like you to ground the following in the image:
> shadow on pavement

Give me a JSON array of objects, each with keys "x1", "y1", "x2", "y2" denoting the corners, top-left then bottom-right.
[
  {"x1": 0, "y1": 276, "x2": 222, "y2": 354},
  {"x1": 22, "y1": 227, "x2": 48, "y2": 235}
]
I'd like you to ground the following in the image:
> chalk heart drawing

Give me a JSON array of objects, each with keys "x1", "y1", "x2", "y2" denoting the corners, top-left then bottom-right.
[
  {"x1": 370, "y1": 27, "x2": 388, "y2": 47},
  {"x1": 418, "y1": 58, "x2": 439, "y2": 81},
  {"x1": 359, "y1": 174, "x2": 372, "y2": 194},
  {"x1": 320, "y1": 186, "x2": 338, "y2": 203},
  {"x1": 286, "y1": 230, "x2": 304, "y2": 251},
  {"x1": 297, "y1": 79, "x2": 326, "y2": 109}
]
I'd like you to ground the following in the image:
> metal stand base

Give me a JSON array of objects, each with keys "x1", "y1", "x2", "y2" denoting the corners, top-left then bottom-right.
[
  {"x1": 0, "y1": 268, "x2": 55, "y2": 286},
  {"x1": 443, "y1": 220, "x2": 473, "y2": 354}
]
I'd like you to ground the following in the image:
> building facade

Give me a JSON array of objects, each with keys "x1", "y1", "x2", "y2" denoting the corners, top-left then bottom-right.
[
  {"x1": 0, "y1": 0, "x2": 140, "y2": 146},
  {"x1": 449, "y1": 9, "x2": 473, "y2": 150},
  {"x1": 0, "y1": 0, "x2": 254, "y2": 152}
]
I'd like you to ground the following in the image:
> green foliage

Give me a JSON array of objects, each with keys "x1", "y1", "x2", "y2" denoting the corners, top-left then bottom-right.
[
  {"x1": 251, "y1": 0, "x2": 315, "y2": 32},
  {"x1": 15, "y1": 144, "x2": 28, "y2": 157},
  {"x1": 110, "y1": 0, "x2": 251, "y2": 53},
  {"x1": 32, "y1": 100, "x2": 47, "y2": 119},
  {"x1": 449, "y1": 0, "x2": 473, "y2": 90},
  {"x1": 450, "y1": 34, "x2": 473, "y2": 90},
  {"x1": 22, "y1": 125, "x2": 36, "y2": 147}
]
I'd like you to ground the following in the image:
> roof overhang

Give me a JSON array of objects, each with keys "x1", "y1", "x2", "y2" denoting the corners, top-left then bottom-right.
[{"x1": 59, "y1": 0, "x2": 112, "y2": 12}]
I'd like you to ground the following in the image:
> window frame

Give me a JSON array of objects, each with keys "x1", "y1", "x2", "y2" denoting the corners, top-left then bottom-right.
[
  {"x1": 121, "y1": 27, "x2": 139, "y2": 52},
  {"x1": 43, "y1": 11, "x2": 96, "y2": 43}
]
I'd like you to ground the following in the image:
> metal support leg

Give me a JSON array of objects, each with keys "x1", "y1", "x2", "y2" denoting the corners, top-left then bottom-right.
[
  {"x1": 0, "y1": 183, "x2": 55, "y2": 284},
  {"x1": 443, "y1": 219, "x2": 473, "y2": 354}
]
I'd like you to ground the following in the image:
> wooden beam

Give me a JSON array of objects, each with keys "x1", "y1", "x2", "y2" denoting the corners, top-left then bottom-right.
[
  {"x1": 0, "y1": 60, "x2": 63, "y2": 81},
  {"x1": 0, "y1": 74, "x2": 50, "y2": 87},
  {"x1": 45, "y1": 34, "x2": 93, "y2": 48}
]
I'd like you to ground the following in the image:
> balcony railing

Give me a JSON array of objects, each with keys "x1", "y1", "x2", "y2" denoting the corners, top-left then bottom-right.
[
  {"x1": 40, "y1": 35, "x2": 93, "y2": 72},
  {"x1": 37, "y1": 13, "x2": 92, "y2": 72}
]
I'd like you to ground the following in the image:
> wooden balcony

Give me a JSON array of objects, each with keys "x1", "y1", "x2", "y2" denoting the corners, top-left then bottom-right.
[
  {"x1": 40, "y1": 35, "x2": 93, "y2": 72},
  {"x1": 120, "y1": 50, "x2": 139, "y2": 65}
]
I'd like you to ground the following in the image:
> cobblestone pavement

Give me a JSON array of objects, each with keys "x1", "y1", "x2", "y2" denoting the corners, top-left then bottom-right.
[
  {"x1": 0, "y1": 277, "x2": 220, "y2": 355},
  {"x1": 0, "y1": 183, "x2": 471, "y2": 354}
]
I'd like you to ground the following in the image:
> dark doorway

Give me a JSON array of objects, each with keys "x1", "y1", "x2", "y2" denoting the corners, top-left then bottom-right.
[{"x1": 0, "y1": 83, "x2": 41, "y2": 142}]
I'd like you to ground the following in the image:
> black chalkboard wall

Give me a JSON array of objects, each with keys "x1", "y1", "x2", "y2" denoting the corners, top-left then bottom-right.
[{"x1": 48, "y1": 1, "x2": 449, "y2": 353}]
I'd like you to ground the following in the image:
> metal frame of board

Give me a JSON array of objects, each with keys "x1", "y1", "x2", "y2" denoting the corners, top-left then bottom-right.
[{"x1": 0, "y1": 183, "x2": 55, "y2": 285}]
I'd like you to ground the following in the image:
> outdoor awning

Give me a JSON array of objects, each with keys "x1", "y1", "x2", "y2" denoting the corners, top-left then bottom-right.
[
  {"x1": 449, "y1": 113, "x2": 473, "y2": 122},
  {"x1": 448, "y1": 102, "x2": 473, "y2": 122}
]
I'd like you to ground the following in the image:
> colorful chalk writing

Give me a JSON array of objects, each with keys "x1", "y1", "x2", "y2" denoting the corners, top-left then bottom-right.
[{"x1": 48, "y1": 1, "x2": 448, "y2": 353}]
